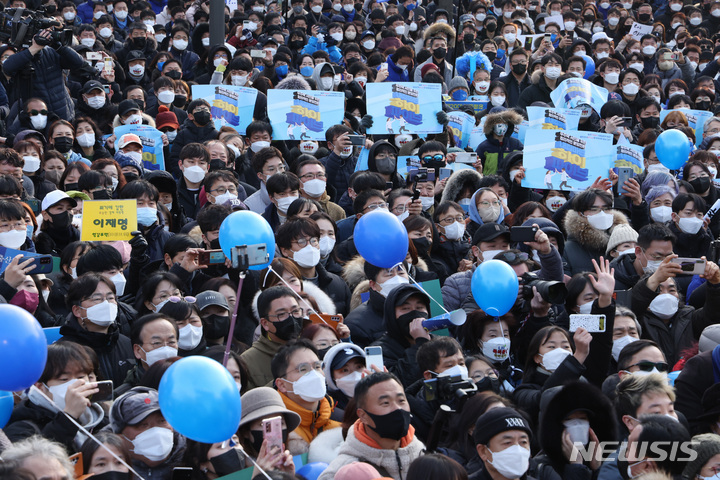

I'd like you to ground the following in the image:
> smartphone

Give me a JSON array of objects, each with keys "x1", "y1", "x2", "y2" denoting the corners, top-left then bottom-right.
[
  {"x1": 439, "y1": 167, "x2": 452, "y2": 181},
  {"x1": 309, "y1": 313, "x2": 343, "y2": 328},
  {"x1": 569, "y1": 314, "x2": 607, "y2": 333},
  {"x1": 172, "y1": 467, "x2": 193, "y2": 480},
  {"x1": 87, "y1": 51, "x2": 102, "y2": 61},
  {"x1": 92, "y1": 380, "x2": 113, "y2": 402},
  {"x1": 544, "y1": 33, "x2": 552, "y2": 42},
  {"x1": 19, "y1": 255, "x2": 53, "y2": 274},
  {"x1": 455, "y1": 151, "x2": 478, "y2": 164},
  {"x1": 670, "y1": 52, "x2": 680, "y2": 61},
  {"x1": 198, "y1": 249, "x2": 226, "y2": 265},
  {"x1": 262, "y1": 416, "x2": 283, "y2": 452},
  {"x1": 380, "y1": 62, "x2": 388, "y2": 70},
  {"x1": 617, "y1": 167, "x2": 635, "y2": 196},
  {"x1": 408, "y1": 168, "x2": 435, "y2": 182},
  {"x1": 243, "y1": 19, "x2": 251, "y2": 29},
  {"x1": 510, "y1": 225, "x2": 538, "y2": 243},
  {"x1": 670, "y1": 257, "x2": 707, "y2": 275},
  {"x1": 365, "y1": 346, "x2": 383, "y2": 371},
  {"x1": 385, "y1": 181, "x2": 393, "y2": 190},
  {"x1": 103, "y1": 57, "x2": 113, "y2": 75},
  {"x1": 621, "y1": 117, "x2": 633, "y2": 128},
  {"x1": 348, "y1": 134, "x2": 366, "y2": 146},
  {"x1": 103, "y1": 84, "x2": 110, "y2": 95},
  {"x1": 250, "y1": 49, "x2": 266, "y2": 58}
]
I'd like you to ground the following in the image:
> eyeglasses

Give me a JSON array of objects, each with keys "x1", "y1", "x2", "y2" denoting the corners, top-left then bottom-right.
[
  {"x1": 284, "y1": 361, "x2": 323, "y2": 377},
  {"x1": 29, "y1": 109, "x2": 48, "y2": 116},
  {"x1": 85, "y1": 293, "x2": 117, "y2": 303},
  {"x1": 292, "y1": 237, "x2": 319, "y2": 248},
  {"x1": 364, "y1": 202, "x2": 388, "y2": 212},
  {"x1": 392, "y1": 204, "x2": 409, "y2": 214},
  {"x1": 300, "y1": 172, "x2": 327, "y2": 181},
  {"x1": 421, "y1": 154, "x2": 445, "y2": 163},
  {"x1": 315, "y1": 339, "x2": 339, "y2": 349},
  {"x1": 478, "y1": 201, "x2": 502, "y2": 208},
  {"x1": 168, "y1": 295, "x2": 196, "y2": 304},
  {"x1": 629, "y1": 361, "x2": 669, "y2": 372},
  {"x1": 438, "y1": 215, "x2": 465, "y2": 225},
  {"x1": 496, "y1": 251, "x2": 529, "y2": 262},
  {"x1": 210, "y1": 186, "x2": 238, "y2": 195},
  {"x1": 268, "y1": 307, "x2": 304, "y2": 321}
]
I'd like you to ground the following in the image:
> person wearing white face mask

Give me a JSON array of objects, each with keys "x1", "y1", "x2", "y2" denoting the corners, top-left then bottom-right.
[
  {"x1": 609, "y1": 222, "x2": 676, "y2": 290},
  {"x1": 265, "y1": 172, "x2": 301, "y2": 228},
  {"x1": 517, "y1": 53, "x2": 564, "y2": 109},
  {"x1": 681, "y1": 434, "x2": 720, "y2": 480},
  {"x1": 345, "y1": 261, "x2": 410, "y2": 348},
  {"x1": 7, "y1": 342, "x2": 104, "y2": 452},
  {"x1": 568, "y1": 257, "x2": 616, "y2": 322},
  {"x1": 564, "y1": 189, "x2": 627, "y2": 276},
  {"x1": 61, "y1": 274, "x2": 134, "y2": 387},
  {"x1": 277, "y1": 218, "x2": 351, "y2": 315},
  {"x1": 669, "y1": 193, "x2": 713, "y2": 257},
  {"x1": 125, "y1": 315, "x2": 179, "y2": 391},
  {"x1": 244, "y1": 147, "x2": 287, "y2": 214},
  {"x1": 433, "y1": 202, "x2": 471, "y2": 273},
  {"x1": 610, "y1": 309, "x2": 641, "y2": 363},
  {"x1": 472, "y1": 408, "x2": 534, "y2": 480},
  {"x1": 323, "y1": 343, "x2": 367, "y2": 409},
  {"x1": 109, "y1": 386, "x2": 183, "y2": 474},
  {"x1": 273, "y1": 339, "x2": 341, "y2": 450},
  {"x1": 175, "y1": 144, "x2": 210, "y2": 220},
  {"x1": 295, "y1": 159, "x2": 345, "y2": 222},
  {"x1": 631, "y1": 253, "x2": 720, "y2": 365}
]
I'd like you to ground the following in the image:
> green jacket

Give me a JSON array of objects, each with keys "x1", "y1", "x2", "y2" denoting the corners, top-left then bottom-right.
[{"x1": 240, "y1": 334, "x2": 285, "y2": 389}]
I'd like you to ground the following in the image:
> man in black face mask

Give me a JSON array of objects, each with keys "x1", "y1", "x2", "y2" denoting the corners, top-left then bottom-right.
[
  {"x1": 241, "y1": 286, "x2": 304, "y2": 389},
  {"x1": 500, "y1": 48, "x2": 531, "y2": 108},
  {"x1": 632, "y1": 97, "x2": 661, "y2": 138},
  {"x1": 369, "y1": 284, "x2": 432, "y2": 387},
  {"x1": 197, "y1": 291, "x2": 231, "y2": 347},
  {"x1": 169, "y1": 99, "x2": 219, "y2": 169},
  {"x1": 318, "y1": 372, "x2": 425, "y2": 480}
]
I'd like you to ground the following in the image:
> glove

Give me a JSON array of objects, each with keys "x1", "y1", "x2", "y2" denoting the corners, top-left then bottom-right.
[
  {"x1": 436, "y1": 110, "x2": 449, "y2": 126},
  {"x1": 361, "y1": 114, "x2": 374, "y2": 129},
  {"x1": 215, "y1": 63, "x2": 226, "y2": 73},
  {"x1": 316, "y1": 33, "x2": 325, "y2": 43},
  {"x1": 129, "y1": 230, "x2": 148, "y2": 261}
]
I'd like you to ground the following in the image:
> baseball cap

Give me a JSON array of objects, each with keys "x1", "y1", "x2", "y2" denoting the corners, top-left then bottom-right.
[
  {"x1": 196, "y1": 291, "x2": 230, "y2": 312},
  {"x1": 223, "y1": 198, "x2": 247, "y2": 211},
  {"x1": 473, "y1": 407, "x2": 532, "y2": 445},
  {"x1": 118, "y1": 99, "x2": 141, "y2": 117},
  {"x1": 109, "y1": 387, "x2": 161, "y2": 433},
  {"x1": 118, "y1": 133, "x2": 142, "y2": 150},
  {"x1": 81, "y1": 80, "x2": 105, "y2": 95},
  {"x1": 330, "y1": 345, "x2": 364, "y2": 371},
  {"x1": 126, "y1": 49, "x2": 146, "y2": 64},
  {"x1": 472, "y1": 223, "x2": 510, "y2": 245},
  {"x1": 41, "y1": 190, "x2": 77, "y2": 212},
  {"x1": 460, "y1": 13, "x2": 474, "y2": 24}
]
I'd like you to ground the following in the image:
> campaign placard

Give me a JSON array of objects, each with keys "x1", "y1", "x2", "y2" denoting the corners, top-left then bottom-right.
[
  {"x1": 366, "y1": 82, "x2": 443, "y2": 135},
  {"x1": 81, "y1": 200, "x2": 137, "y2": 241},
  {"x1": 267, "y1": 89, "x2": 345, "y2": 141}
]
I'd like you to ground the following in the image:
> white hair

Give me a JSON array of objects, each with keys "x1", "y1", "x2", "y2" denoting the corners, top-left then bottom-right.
[{"x1": 1, "y1": 435, "x2": 75, "y2": 479}]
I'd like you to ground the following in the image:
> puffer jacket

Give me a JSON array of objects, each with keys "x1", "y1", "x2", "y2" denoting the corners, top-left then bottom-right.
[
  {"x1": 305, "y1": 263, "x2": 352, "y2": 316},
  {"x1": 475, "y1": 109, "x2": 524, "y2": 176},
  {"x1": 562, "y1": 209, "x2": 629, "y2": 276},
  {"x1": 609, "y1": 253, "x2": 641, "y2": 290},
  {"x1": 3, "y1": 46, "x2": 86, "y2": 121},
  {"x1": 631, "y1": 277, "x2": 720, "y2": 365},
  {"x1": 75, "y1": 96, "x2": 119, "y2": 135},
  {"x1": 169, "y1": 118, "x2": 219, "y2": 168}
]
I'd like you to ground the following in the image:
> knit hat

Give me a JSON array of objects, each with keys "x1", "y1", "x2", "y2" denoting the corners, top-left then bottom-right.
[
  {"x1": 605, "y1": 224, "x2": 638, "y2": 255},
  {"x1": 420, "y1": 62, "x2": 441, "y2": 78},
  {"x1": 473, "y1": 407, "x2": 532, "y2": 445},
  {"x1": 155, "y1": 105, "x2": 179, "y2": 130},
  {"x1": 335, "y1": 462, "x2": 382, "y2": 480},
  {"x1": 378, "y1": 36, "x2": 403, "y2": 52},
  {"x1": 114, "y1": 151, "x2": 144, "y2": 176},
  {"x1": 448, "y1": 76, "x2": 469, "y2": 92},
  {"x1": 682, "y1": 434, "x2": 720, "y2": 480},
  {"x1": 699, "y1": 324, "x2": 720, "y2": 353}
]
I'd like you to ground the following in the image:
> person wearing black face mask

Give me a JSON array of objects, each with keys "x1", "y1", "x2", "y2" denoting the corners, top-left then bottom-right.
[
  {"x1": 169, "y1": 99, "x2": 220, "y2": 168},
  {"x1": 197, "y1": 291, "x2": 232, "y2": 346},
  {"x1": 318, "y1": 372, "x2": 424, "y2": 480},
  {"x1": 500, "y1": 49, "x2": 531, "y2": 108},
  {"x1": 632, "y1": 96, "x2": 662, "y2": 138},
  {"x1": 368, "y1": 285, "x2": 433, "y2": 387},
  {"x1": 414, "y1": 35, "x2": 455, "y2": 84},
  {"x1": 241, "y1": 287, "x2": 305, "y2": 389},
  {"x1": 236, "y1": 387, "x2": 301, "y2": 468},
  {"x1": 35, "y1": 191, "x2": 80, "y2": 256}
]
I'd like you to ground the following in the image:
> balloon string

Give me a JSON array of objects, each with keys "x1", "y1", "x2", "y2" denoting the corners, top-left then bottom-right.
[
  {"x1": 399, "y1": 264, "x2": 450, "y2": 314},
  {"x1": 223, "y1": 271, "x2": 246, "y2": 367},
  {"x1": 237, "y1": 444, "x2": 273, "y2": 480},
  {"x1": 32, "y1": 388, "x2": 146, "y2": 480},
  {"x1": 267, "y1": 266, "x2": 329, "y2": 326}
]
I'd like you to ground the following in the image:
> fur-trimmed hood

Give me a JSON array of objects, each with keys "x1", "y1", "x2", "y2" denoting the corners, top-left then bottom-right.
[
  {"x1": 440, "y1": 168, "x2": 483, "y2": 204},
  {"x1": 423, "y1": 22, "x2": 456, "y2": 48},
  {"x1": 342, "y1": 255, "x2": 369, "y2": 293},
  {"x1": 250, "y1": 281, "x2": 337, "y2": 322},
  {"x1": 112, "y1": 113, "x2": 156, "y2": 129},
  {"x1": 482, "y1": 109, "x2": 524, "y2": 136},
  {"x1": 563, "y1": 209, "x2": 629, "y2": 252}
]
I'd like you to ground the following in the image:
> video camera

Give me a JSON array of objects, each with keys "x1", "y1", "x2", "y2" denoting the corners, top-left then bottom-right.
[
  {"x1": 423, "y1": 374, "x2": 477, "y2": 403},
  {"x1": 520, "y1": 271, "x2": 568, "y2": 304},
  {"x1": 0, "y1": 7, "x2": 67, "y2": 48}
]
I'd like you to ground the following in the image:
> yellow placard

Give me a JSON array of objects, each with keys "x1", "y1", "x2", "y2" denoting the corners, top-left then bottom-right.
[{"x1": 81, "y1": 200, "x2": 137, "y2": 241}]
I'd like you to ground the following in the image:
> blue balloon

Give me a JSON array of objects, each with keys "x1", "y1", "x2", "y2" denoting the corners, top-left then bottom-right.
[
  {"x1": 218, "y1": 211, "x2": 275, "y2": 271},
  {"x1": 655, "y1": 129, "x2": 691, "y2": 170},
  {"x1": 297, "y1": 462, "x2": 329, "y2": 480},
  {"x1": 159, "y1": 356, "x2": 242, "y2": 443},
  {"x1": 0, "y1": 390, "x2": 12, "y2": 428},
  {"x1": 43, "y1": 327, "x2": 62, "y2": 345},
  {"x1": 353, "y1": 209, "x2": 409, "y2": 268},
  {"x1": 581, "y1": 55, "x2": 595, "y2": 79},
  {"x1": 0, "y1": 304, "x2": 47, "y2": 391},
  {"x1": 471, "y1": 260, "x2": 519, "y2": 316}
]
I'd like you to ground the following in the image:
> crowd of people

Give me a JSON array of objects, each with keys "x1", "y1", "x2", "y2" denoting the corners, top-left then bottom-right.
[{"x1": 1, "y1": 0, "x2": 720, "y2": 478}]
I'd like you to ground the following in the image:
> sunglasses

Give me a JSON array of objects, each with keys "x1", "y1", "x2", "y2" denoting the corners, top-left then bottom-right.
[
  {"x1": 629, "y1": 361, "x2": 669, "y2": 372},
  {"x1": 168, "y1": 295, "x2": 196, "y2": 304},
  {"x1": 29, "y1": 109, "x2": 48, "y2": 116},
  {"x1": 496, "y1": 251, "x2": 528, "y2": 262},
  {"x1": 421, "y1": 154, "x2": 445, "y2": 163}
]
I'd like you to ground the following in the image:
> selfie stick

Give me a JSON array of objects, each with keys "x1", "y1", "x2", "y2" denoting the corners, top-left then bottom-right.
[{"x1": 223, "y1": 246, "x2": 247, "y2": 367}]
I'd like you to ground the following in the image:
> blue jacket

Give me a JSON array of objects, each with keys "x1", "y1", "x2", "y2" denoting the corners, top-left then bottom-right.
[
  {"x1": 301, "y1": 36, "x2": 342, "y2": 64},
  {"x1": 77, "y1": 0, "x2": 95, "y2": 23},
  {"x1": 385, "y1": 55, "x2": 412, "y2": 82},
  {"x1": 170, "y1": 47, "x2": 200, "y2": 81},
  {"x1": 3, "y1": 46, "x2": 85, "y2": 121}
]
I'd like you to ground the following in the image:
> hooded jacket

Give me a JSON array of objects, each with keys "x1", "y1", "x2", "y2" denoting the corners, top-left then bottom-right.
[
  {"x1": 318, "y1": 420, "x2": 425, "y2": 480},
  {"x1": 343, "y1": 257, "x2": 390, "y2": 348},
  {"x1": 367, "y1": 140, "x2": 405, "y2": 190},
  {"x1": 475, "y1": 109, "x2": 524, "y2": 176},
  {"x1": 194, "y1": 44, "x2": 232, "y2": 84},
  {"x1": 311, "y1": 62, "x2": 338, "y2": 91},
  {"x1": 370, "y1": 284, "x2": 432, "y2": 387},
  {"x1": 280, "y1": 391, "x2": 341, "y2": 455},
  {"x1": 440, "y1": 168, "x2": 483, "y2": 204},
  {"x1": 58, "y1": 315, "x2": 134, "y2": 387},
  {"x1": 466, "y1": 187, "x2": 507, "y2": 239},
  {"x1": 562, "y1": 209, "x2": 629, "y2": 276}
]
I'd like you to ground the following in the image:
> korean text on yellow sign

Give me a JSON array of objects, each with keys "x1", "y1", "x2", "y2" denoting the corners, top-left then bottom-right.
[{"x1": 81, "y1": 200, "x2": 137, "y2": 241}]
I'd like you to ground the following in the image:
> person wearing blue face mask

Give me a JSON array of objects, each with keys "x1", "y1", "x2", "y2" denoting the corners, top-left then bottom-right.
[{"x1": 448, "y1": 76, "x2": 470, "y2": 100}]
